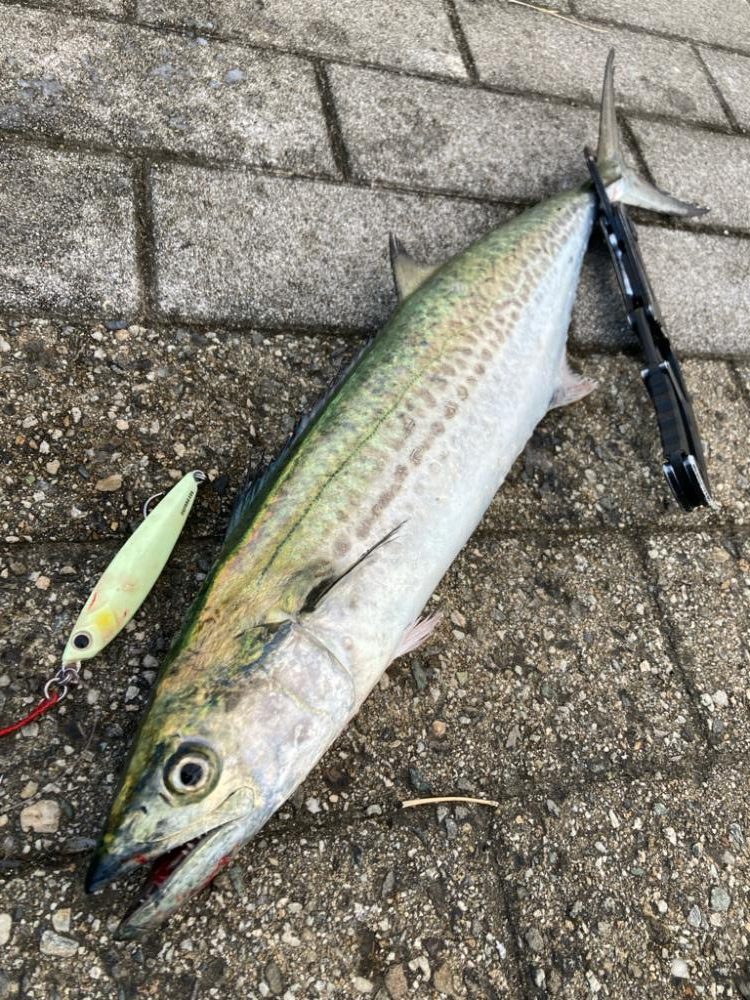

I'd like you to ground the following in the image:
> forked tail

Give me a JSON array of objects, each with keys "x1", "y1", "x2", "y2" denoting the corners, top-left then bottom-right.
[{"x1": 597, "y1": 50, "x2": 707, "y2": 217}]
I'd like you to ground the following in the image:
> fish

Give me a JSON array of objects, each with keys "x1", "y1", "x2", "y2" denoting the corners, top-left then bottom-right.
[{"x1": 85, "y1": 52, "x2": 704, "y2": 938}]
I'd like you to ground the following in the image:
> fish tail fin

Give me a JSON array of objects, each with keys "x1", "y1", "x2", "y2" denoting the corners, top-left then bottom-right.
[{"x1": 597, "y1": 49, "x2": 708, "y2": 218}]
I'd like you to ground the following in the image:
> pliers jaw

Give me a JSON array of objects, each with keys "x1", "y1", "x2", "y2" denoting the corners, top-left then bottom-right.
[{"x1": 584, "y1": 147, "x2": 713, "y2": 513}]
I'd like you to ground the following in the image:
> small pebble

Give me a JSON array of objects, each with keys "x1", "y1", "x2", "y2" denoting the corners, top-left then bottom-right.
[
  {"x1": 352, "y1": 976, "x2": 374, "y2": 994},
  {"x1": 40, "y1": 930, "x2": 78, "y2": 957},
  {"x1": 384, "y1": 964, "x2": 408, "y2": 999},
  {"x1": 711, "y1": 886, "x2": 731, "y2": 912},
  {"x1": 95, "y1": 474, "x2": 122, "y2": 492},
  {"x1": 52, "y1": 908, "x2": 71, "y2": 934},
  {"x1": 19, "y1": 781, "x2": 38, "y2": 799},
  {"x1": 525, "y1": 928, "x2": 544, "y2": 953},
  {"x1": 411, "y1": 661, "x2": 428, "y2": 691},
  {"x1": 20, "y1": 800, "x2": 60, "y2": 834},
  {"x1": 687, "y1": 905, "x2": 702, "y2": 928},
  {"x1": 431, "y1": 720, "x2": 447, "y2": 739},
  {"x1": 408, "y1": 768, "x2": 433, "y2": 795},
  {"x1": 35, "y1": 575, "x2": 51, "y2": 591},
  {"x1": 671, "y1": 958, "x2": 689, "y2": 979},
  {"x1": 265, "y1": 960, "x2": 283, "y2": 995},
  {"x1": 0, "y1": 914, "x2": 11, "y2": 946}
]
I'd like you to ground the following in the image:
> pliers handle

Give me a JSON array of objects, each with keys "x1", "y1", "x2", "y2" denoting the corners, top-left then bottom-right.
[{"x1": 584, "y1": 147, "x2": 712, "y2": 512}]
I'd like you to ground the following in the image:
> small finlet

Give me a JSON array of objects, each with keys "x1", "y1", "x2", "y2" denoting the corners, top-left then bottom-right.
[
  {"x1": 389, "y1": 234, "x2": 442, "y2": 300},
  {"x1": 549, "y1": 356, "x2": 597, "y2": 411}
]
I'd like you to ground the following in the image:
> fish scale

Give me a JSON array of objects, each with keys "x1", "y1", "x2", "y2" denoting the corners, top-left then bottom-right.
[{"x1": 86, "y1": 52, "x2": 706, "y2": 937}]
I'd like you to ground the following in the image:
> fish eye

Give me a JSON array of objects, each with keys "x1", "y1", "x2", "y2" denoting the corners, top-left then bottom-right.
[{"x1": 164, "y1": 744, "x2": 219, "y2": 797}]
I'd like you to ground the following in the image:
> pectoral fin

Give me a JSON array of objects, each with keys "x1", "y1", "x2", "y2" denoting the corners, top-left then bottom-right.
[
  {"x1": 392, "y1": 612, "x2": 443, "y2": 661},
  {"x1": 549, "y1": 357, "x2": 597, "y2": 410},
  {"x1": 389, "y1": 234, "x2": 442, "y2": 300}
]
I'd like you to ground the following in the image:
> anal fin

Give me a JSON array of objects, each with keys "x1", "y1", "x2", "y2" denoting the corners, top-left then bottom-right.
[{"x1": 549, "y1": 356, "x2": 597, "y2": 410}]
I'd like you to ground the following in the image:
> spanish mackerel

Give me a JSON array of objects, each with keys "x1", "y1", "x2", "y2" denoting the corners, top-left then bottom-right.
[{"x1": 86, "y1": 54, "x2": 703, "y2": 937}]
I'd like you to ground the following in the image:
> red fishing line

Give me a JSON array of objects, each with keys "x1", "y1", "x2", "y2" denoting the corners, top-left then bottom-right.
[{"x1": 0, "y1": 690, "x2": 61, "y2": 738}]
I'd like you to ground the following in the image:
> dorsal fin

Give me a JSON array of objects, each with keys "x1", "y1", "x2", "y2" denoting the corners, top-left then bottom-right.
[
  {"x1": 389, "y1": 234, "x2": 442, "y2": 300},
  {"x1": 224, "y1": 336, "x2": 376, "y2": 541}
]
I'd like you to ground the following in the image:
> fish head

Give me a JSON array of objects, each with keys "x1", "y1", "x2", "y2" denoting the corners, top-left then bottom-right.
[
  {"x1": 85, "y1": 617, "x2": 346, "y2": 938},
  {"x1": 85, "y1": 662, "x2": 260, "y2": 939}
]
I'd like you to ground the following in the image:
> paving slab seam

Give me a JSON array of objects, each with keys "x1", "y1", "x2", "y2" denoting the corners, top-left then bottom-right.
[
  {"x1": 312, "y1": 61, "x2": 353, "y2": 183},
  {"x1": 2, "y1": 311, "x2": 748, "y2": 364},
  {"x1": 489, "y1": 830, "x2": 539, "y2": 1000},
  {"x1": 131, "y1": 160, "x2": 157, "y2": 326},
  {"x1": 627, "y1": 213, "x2": 750, "y2": 245},
  {"x1": 0, "y1": 124, "x2": 340, "y2": 188},
  {"x1": 692, "y1": 44, "x2": 741, "y2": 131},
  {"x1": 6, "y1": 121, "x2": 750, "y2": 252},
  {"x1": 619, "y1": 117, "x2": 659, "y2": 188},
  {"x1": 632, "y1": 535, "x2": 715, "y2": 750},
  {"x1": 470, "y1": 519, "x2": 742, "y2": 546},
  {"x1": 567, "y1": 2, "x2": 750, "y2": 60},
  {"x1": 442, "y1": 0, "x2": 479, "y2": 82},
  {"x1": 729, "y1": 361, "x2": 750, "y2": 417},
  {"x1": 2, "y1": 0, "x2": 749, "y2": 142}
]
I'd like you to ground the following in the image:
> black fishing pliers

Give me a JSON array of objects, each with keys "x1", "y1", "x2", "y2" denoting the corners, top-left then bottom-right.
[{"x1": 584, "y1": 147, "x2": 713, "y2": 513}]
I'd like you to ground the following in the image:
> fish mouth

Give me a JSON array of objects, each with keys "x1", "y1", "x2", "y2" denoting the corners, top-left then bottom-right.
[
  {"x1": 116, "y1": 819, "x2": 243, "y2": 939},
  {"x1": 86, "y1": 794, "x2": 253, "y2": 939}
]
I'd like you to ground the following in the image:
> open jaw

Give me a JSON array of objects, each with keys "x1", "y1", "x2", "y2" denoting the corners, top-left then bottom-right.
[{"x1": 98, "y1": 819, "x2": 243, "y2": 940}]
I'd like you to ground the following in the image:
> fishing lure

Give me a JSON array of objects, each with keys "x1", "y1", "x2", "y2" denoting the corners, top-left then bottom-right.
[{"x1": 0, "y1": 470, "x2": 205, "y2": 734}]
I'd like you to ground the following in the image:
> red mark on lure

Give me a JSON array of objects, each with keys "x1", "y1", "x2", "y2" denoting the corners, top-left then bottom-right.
[{"x1": 88, "y1": 591, "x2": 98, "y2": 610}]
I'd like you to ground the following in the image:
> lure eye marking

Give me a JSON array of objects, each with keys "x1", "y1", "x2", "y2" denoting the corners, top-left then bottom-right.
[{"x1": 72, "y1": 631, "x2": 92, "y2": 650}]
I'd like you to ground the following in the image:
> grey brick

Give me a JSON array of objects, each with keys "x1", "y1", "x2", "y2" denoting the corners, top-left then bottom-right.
[
  {"x1": 454, "y1": 1, "x2": 725, "y2": 124},
  {"x1": 0, "y1": 144, "x2": 138, "y2": 319},
  {"x1": 151, "y1": 167, "x2": 506, "y2": 326},
  {"x1": 330, "y1": 65, "x2": 598, "y2": 201},
  {"x1": 574, "y1": 0, "x2": 750, "y2": 51},
  {"x1": 619, "y1": 226, "x2": 750, "y2": 357},
  {"x1": 0, "y1": 7, "x2": 334, "y2": 173},
  {"x1": 136, "y1": 0, "x2": 465, "y2": 78},
  {"x1": 572, "y1": 223, "x2": 750, "y2": 357},
  {"x1": 700, "y1": 47, "x2": 750, "y2": 130},
  {"x1": 630, "y1": 119, "x2": 750, "y2": 231}
]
